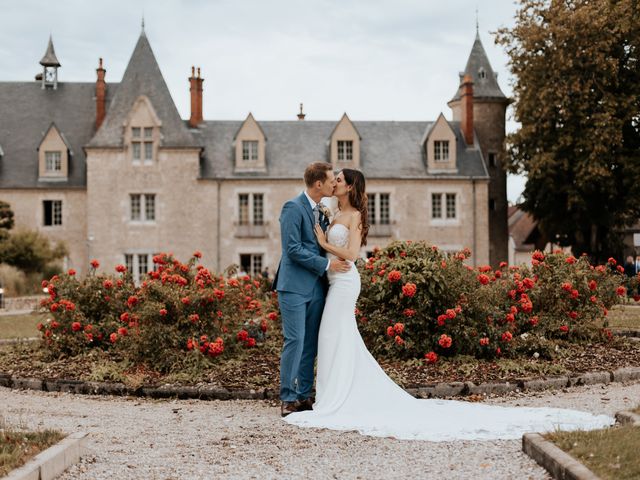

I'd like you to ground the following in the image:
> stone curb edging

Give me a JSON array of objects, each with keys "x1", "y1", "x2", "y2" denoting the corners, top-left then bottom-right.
[
  {"x1": 522, "y1": 433, "x2": 601, "y2": 480},
  {"x1": 0, "y1": 337, "x2": 38, "y2": 345},
  {"x1": 4, "y1": 432, "x2": 88, "y2": 480},
  {"x1": 1, "y1": 366, "x2": 640, "y2": 402}
]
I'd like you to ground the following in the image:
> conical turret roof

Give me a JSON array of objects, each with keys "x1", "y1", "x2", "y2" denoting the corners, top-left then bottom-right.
[{"x1": 39, "y1": 35, "x2": 61, "y2": 67}]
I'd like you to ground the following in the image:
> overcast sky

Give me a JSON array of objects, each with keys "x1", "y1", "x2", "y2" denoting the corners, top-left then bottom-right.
[{"x1": 0, "y1": 0, "x2": 526, "y2": 202}]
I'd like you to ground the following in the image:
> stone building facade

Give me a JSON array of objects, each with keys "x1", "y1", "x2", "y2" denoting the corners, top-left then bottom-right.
[{"x1": 0, "y1": 28, "x2": 508, "y2": 280}]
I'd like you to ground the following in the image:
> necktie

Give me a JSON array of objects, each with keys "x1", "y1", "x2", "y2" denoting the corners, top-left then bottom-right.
[{"x1": 313, "y1": 205, "x2": 320, "y2": 224}]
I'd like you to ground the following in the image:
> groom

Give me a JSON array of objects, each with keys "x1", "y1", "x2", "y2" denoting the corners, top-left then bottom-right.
[{"x1": 274, "y1": 162, "x2": 350, "y2": 417}]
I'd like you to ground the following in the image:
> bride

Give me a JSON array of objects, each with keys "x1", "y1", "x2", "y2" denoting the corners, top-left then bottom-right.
[{"x1": 284, "y1": 168, "x2": 613, "y2": 441}]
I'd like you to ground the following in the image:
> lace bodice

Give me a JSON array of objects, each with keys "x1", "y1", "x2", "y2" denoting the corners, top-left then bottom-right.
[{"x1": 327, "y1": 223, "x2": 350, "y2": 248}]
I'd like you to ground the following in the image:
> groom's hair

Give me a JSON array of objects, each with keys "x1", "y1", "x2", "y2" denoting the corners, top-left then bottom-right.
[{"x1": 304, "y1": 162, "x2": 333, "y2": 187}]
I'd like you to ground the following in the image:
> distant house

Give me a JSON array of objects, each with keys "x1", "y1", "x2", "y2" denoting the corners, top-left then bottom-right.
[{"x1": 0, "y1": 27, "x2": 510, "y2": 279}]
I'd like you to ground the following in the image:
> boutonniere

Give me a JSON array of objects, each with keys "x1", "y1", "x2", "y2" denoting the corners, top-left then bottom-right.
[{"x1": 318, "y1": 203, "x2": 332, "y2": 220}]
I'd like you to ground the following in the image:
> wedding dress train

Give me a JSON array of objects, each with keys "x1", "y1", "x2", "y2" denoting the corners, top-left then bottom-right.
[{"x1": 284, "y1": 224, "x2": 613, "y2": 441}]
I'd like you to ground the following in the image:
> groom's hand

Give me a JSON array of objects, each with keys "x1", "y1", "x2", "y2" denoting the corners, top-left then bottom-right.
[{"x1": 329, "y1": 259, "x2": 351, "y2": 273}]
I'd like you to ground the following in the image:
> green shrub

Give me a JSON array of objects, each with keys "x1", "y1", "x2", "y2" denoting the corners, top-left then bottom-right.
[
  {"x1": 356, "y1": 242, "x2": 628, "y2": 362},
  {"x1": 0, "y1": 264, "x2": 28, "y2": 297}
]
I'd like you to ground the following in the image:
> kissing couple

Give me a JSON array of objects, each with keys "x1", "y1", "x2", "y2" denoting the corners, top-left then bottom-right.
[{"x1": 273, "y1": 162, "x2": 612, "y2": 441}]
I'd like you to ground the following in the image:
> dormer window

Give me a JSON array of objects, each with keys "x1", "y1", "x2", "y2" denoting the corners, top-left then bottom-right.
[
  {"x1": 242, "y1": 141, "x2": 259, "y2": 162},
  {"x1": 478, "y1": 67, "x2": 486, "y2": 80},
  {"x1": 131, "y1": 126, "x2": 155, "y2": 164},
  {"x1": 337, "y1": 141, "x2": 353, "y2": 162},
  {"x1": 45, "y1": 151, "x2": 62, "y2": 172},
  {"x1": 434, "y1": 141, "x2": 449, "y2": 162}
]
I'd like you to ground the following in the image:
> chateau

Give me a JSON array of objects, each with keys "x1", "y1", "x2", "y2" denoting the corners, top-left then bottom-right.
[{"x1": 0, "y1": 28, "x2": 509, "y2": 280}]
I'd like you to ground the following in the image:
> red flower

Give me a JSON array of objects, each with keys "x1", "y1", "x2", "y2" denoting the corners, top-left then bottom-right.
[
  {"x1": 50, "y1": 303, "x2": 59, "y2": 312},
  {"x1": 616, "y1": 265, "x2": 625, "y2": 273},
  {"x1": 109, "y1": 333, "x2": 118, "y2": 343},
  {"x1": 41, "y1": 280, "x2": 49, "y2": 289},
  {"x1": 424, "y1": 351, "x2": 438, "y2": 364},
  {"x1": 499, "y1": 261, "x2": 508, "y2": 268},
  {"x1": 501, "y1": 331, "x2": 513, "y2": 342},
  {"x1": 189, "y1": 314, "x2": 199, "y2": 323},
  {"x1": 228, "y1": 278, "x2": 239, "y2": 287},
  {"x1": 393, "y1": 322, "x2": 404, "y2": 335},
  {"x1": 394, "y1": 335, "x2": 404, "y2": 346},
  {"x1": 103, "y1": 279, "x2": 113, "y2": 289},
  {"x1": 84, "y1": 325, "x2": 93, "y2": 332},
  {"x1": 438, "y1": 334, "x2": 452, "y2": 348},
  {"x1": 437, "y1": 314, "x2": 447, "y2": 326},
  {"x1": 213, "y1": 288, "x2": 225, "y2": 300},
  {"x1": 588, "y1": 280, "x2": 597, "y2": 290},
  {"x1": 590, "y1": 295, "x2": 598, "y2": 303},
  {"x1": 186, "y1": 339, "x2": 194, "y2": 351},
  {"x1": 85, "y1": 333, "x2": 93, "y2": 342},
  {"x1": 494, "y1": 270, "x2": 502, "y2": 279},
  {"x1": 570, "y1": 289, "x2": 579, "y2": 299},
  {"x1": 193, "y1": 250, "x2": 202, "y2": 259},
  {"x1": 245, "y1": 337, "x2": 257, "y2": 348},
  {"x1": 495, "y1": 347, "x2": 502, "y2": 356},
  {"x1": 181, "y1": 297, "x2": 191, "y2": 305},
  {"x1": 386, "y1": 326, "x2": 395, "y2": 337},
  {"x1": 633, "y1": 295, "x2": 640, "y2": 302},
  {"x1": 261, "y1": 319, "x2": 268, "y2": 332},
  {"x1": 117, "y1": 327, "x2": 128, "y2": 336},
  {"x1": 616, "y1": 286, "x2": 626, "y2": 296},
  {"x1": 115, "y1": 264, "x2": 127, "y2": 273},
  {"x1": 608, "y1": 257, "x2": 617, "y2": 266},
  {"x1": 479, "y1": 337, "x2": 489, "y2": 346},
  {"x1": 505, "y1": 313, "x2": 515, "y2": 323},
  {"x1": 532, "y1": 251, "x2": 545, "y2": 262},
  {"x1": 478, "y1": 265, "x2": 492, "y2": 273},
  {"x1": 387, "y1": 270, "x2": 402, "y2": 283},
  {"x1": 477, "y1": 274, "x2": 490, "y2": 285},
  {"x1": 529, "y1": 316, "x2": 539, "y2": 326},
  {"x1": 441, "y1": 261, "x2": 447, "y2": 268},
  {"x1": 127, "y1": 296, "x2": 138, "y2": 308},
  {"x1": 90, "y1": 259, "x2": 100, "y2": 269},
  {"x1": 561, "y1": 282, "x2": 572, "y2": 292},
  {"x1": 400, "y1": 251, "x2": 406, "y2": 257},
  {"x1": 36, "y1": 322, "x2": 44, "y2": 331},
  {"x1": 568, "y1": 311, "x2": 578, "y2": 319},
  {"x1": 403, "y1": 308, "x2": 416, "y2": 317},
  {"x1": 523, "y1": 277, "x2": 535, "y2": 289},
  {"x1": 267, "y1": 312, "x2": 278, "y2": 321},
  {"x1": 507, "y1": 290, "x2": 517, "y2": 299},
  {"x1": 402, "y1": 283, "x2": 417, "y2": 297},
  {"x1": 237, "y1": 330, "x2": 249, "y2": 342},
  {"x1": 377, "y1": 269, "x2": 386, "y2": 277},
  {"x1": 446, "y1": 309, "x2": 456, "y2": 320},
  {"x1": 559, "y1": 325, "x2": 569, "y2": 333},
  {"x1": 565, "y1": 256, "x2": 576, "y2": 264},
  {"x1": 67, "y1": 269, "x2": 76, "y2": 276},
  {"x1": 71, "y1": 322, "x2": 82, "y2": 332}
]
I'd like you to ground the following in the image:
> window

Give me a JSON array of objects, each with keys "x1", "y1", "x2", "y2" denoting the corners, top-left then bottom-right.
[
  {"x1": 446, "y1": 193, "x2": 456, "y2": 219},
  {"x1": 130, "y1": 194, "x2": 156, "y2": 222},
  {"x1": 431, "y1": 193, "x2": 457, "y2": 220},
  {"x1": 434, "y1": 141, "x2": 449, "y2": 162},
  {"x1": 43, "y1": 200, "x2": 62, "y2": 226},
  {"x1": 131, "y1": 126, "x2": 154, "y2": 163},
  {"x1": 240, "y1": 253, "x2": 264, "y2": 277},
  {"x1": 337, "y1": 140, "x2": 353, "y2": 162},
  {"x1": 44, "y1": 151, "x2": 62, "y2": 172},
  {"x1": 124, "y1": 253, "x2": 154, "y2": 283},
  {"x1": 488, "y1": 152, "x2": 497, "y2": 168},
  {"x1": 431, "y1": 194, "x2": 442, "y2": 219},
  {"x1": 489, "y1": 198, "x2": 496, "y2": 211},
  {"x1": 242, "y1": 141, "x2": 259, "y2": 162},
  {"x1": 367, "y1": 195, "x2": 376, "y2": 225},
  {"x1": 367, "y1": 193, "x2": 391, "y2": 225},
  {"x1": 238, "y1": 193, "x2": 263, "y2": 225}
]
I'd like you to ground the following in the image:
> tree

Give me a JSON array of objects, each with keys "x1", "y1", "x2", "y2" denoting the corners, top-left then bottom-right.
[
  {"x1": 0, "y1": 201, "x2": 14, "y2": 242},
  {"x1": 0, "y1": 229, "x2": 67, "y2": 274},
  {"x1": 497, "y1": 0, "x2": 640, "y2": 262}
]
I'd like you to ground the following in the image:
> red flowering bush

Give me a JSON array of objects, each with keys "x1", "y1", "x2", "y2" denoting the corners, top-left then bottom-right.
[
  {"x1": 356, "y1": 241, "x2": 626, "y2": 361},
  {"x1": 38, "y1": 253, "x2": 279, "y2": 372}
]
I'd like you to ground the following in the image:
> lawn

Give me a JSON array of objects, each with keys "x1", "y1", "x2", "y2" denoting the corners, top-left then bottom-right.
[
  {"x1": 546, "y1": 425, "x2": 640, "y2": 480},
  {"x1": 0, "y1": 313, "x2": 45, "y2": 339},
  {"x1": 606, "y1": 305, "x2": 640, "y2": 331},
  {"x1": 0, "y1": 421, "x2": 65, "y2": 476}
]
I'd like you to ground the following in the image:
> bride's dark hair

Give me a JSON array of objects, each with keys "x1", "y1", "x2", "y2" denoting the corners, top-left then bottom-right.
[{"x1": 340, "y1": 168, "x2": 369, "y2": 246}]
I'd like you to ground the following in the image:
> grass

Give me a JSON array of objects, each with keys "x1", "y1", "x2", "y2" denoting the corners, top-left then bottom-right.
[
  {"x1": 0, "y1": 420, "x2": 65, "y2": 476},
  {"x1": 0, "y1": 313, "x2": 44, "y2": 339},
  {"x1": 607, "y1": 305, "x2": 640, "y2": 331},
  {"x1": 546, "y1": 425, "x2": 640, "y2": 480},
  {"x1": 632, "y1": 405, "x2": 640, "y2": 415}
]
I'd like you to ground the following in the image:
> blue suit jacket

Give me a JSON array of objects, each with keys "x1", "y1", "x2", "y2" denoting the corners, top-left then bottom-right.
[{"x1": 274, "y1": 192, "x2": 329, "y2": 297}]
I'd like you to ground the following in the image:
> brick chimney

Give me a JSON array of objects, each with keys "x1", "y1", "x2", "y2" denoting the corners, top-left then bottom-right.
[
  {"x1": 95, "y1": 58, "x2": 106, "y2": 130},
  {"x1": 460, "y1": 74, "x2": 474, "y2": 145},
  {"x1": 297, "y1": 103, "x2": 306, "y2": 120},
  {"x1": 189, "y1": 66, "x2": 204, "y2": 127}
]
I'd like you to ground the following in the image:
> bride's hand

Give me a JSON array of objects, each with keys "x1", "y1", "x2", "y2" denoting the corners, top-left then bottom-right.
[{"x1": 314, "y1": 224, "x2": 327, "y2": 247}]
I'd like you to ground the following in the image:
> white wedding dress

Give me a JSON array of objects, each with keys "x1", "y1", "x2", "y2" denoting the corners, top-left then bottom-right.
[{"x1": 284, "y1": 224, "x2": 614, "y2": 441}]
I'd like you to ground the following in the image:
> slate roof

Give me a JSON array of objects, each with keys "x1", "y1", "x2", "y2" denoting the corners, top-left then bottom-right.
[
  {"x1": 195, "y1": 120, "x2": 488, "y2": 180},
  {"x1": 450, "y1": 32, "x2": 507, "y2": 102},
  {"x1": 0, "y1": 81, "x2": 118, "y2": 189},
  {"x1": 88, "y1": 31, "x2": 198, "y2": 149}
]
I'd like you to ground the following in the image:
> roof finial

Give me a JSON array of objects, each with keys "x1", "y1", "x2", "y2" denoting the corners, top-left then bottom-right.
[
  {"x1": 141, "y1": 13, "x2": 145, "y2": 33},
  {"x1": 475, "y1": 6, "x2": 479, "y2": 38}
]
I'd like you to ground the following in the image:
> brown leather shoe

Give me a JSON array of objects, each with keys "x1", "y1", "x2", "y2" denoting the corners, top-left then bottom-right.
[
  {"x1": 281, "y1": 401, "x2": 299, "y2": 417},
  {"x1": 297, "y1": 397, "x2": 315, "y2": 412}
]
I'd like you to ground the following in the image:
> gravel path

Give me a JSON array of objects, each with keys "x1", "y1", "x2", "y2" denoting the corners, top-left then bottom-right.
[{"x1": 2, "y1": 381, "x2": 639, "y2": 480}]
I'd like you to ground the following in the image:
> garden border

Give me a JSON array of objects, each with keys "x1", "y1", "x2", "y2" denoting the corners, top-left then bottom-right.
[
  {"x1": 1, "y1": 367, "x2": 639, "y2": 401},
  {"x1": 522, "y1": 409, "x2": 640, "y2": 480},
  {"x1": 4, "y1": 432, "x2": 88, "y2": 480}
]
